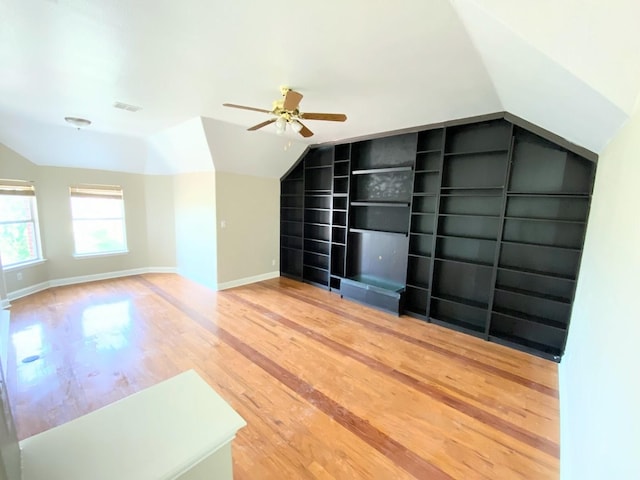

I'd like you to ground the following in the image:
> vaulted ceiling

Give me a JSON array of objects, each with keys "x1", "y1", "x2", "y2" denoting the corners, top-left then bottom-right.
[{"x1": 1, "y1": 0, "x2": 639, "y2": 177}]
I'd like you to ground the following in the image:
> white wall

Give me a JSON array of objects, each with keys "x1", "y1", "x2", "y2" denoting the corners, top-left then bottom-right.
[
  {"x1": 173, "y1": 172, "x2": 218, "y2": 290},
  {"x1": 560, "y1": 107, "x2": 640, "y2": 479},
  {"x1": 215, "y1": 172, "x2": 280, "y2": 288}
]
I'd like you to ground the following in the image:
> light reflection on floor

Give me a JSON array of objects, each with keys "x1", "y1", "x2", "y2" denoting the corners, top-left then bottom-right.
[{"x1": 81, "y1": 301, "x2": 132, "y2": 351}]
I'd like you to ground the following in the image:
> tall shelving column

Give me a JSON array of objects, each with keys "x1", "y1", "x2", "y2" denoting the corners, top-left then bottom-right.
[
  {"x1": 429, "y1": 120, "x2": 512, "y2": 337},
  {"x1": 488, "y1": 129, "x2": 595, "y2": 360},
  {"x1": 302, "y1": 147, "x2": 333, "y2": 289},
  {"x1": 329, "y1": 144, "x2": 351, "y2": 292},
  {"x1": 280, "y1": 162, "x2": 304, "y2": 279},
  {"x1": 404, "y1": 128, "x2": 444, "y2": 319}
]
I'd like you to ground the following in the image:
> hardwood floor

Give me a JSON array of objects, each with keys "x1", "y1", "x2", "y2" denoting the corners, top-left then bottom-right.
[{"x1": 6, "y1": 274, "x2": 559, "y2": 479}]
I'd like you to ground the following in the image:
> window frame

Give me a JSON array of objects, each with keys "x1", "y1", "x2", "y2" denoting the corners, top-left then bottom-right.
[
  {"x1": 0, "y1": 180, "x2": 44, "y2": 269},
  {"x1": 69, "y1": 184, "x2": 129, "y2": 258}
]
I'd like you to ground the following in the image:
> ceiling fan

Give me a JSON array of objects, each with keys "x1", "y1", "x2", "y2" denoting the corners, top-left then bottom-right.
[{"x1": 223, "y1": 86, "x2": 347, "y2": 138}]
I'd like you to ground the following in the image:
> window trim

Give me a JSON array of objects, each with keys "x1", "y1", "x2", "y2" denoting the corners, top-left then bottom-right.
[
  {"x1": 0, "y1": 180, "x2": 44, "y2": 268},
  {"x1": 69, "y1": 184, "x2": 128, "y2": 257}
]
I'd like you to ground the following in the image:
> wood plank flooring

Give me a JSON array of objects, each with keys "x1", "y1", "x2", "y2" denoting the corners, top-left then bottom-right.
[{"x1": 6, "y1": 274, "x2": 559, "y2": 479}]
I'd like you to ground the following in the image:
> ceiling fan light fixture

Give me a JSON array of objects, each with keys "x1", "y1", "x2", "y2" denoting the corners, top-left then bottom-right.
[
  {"x1": 275, "y1": 116, "x2": 287, "y2": 134},
  {"x1": 64, "y1": 116, "x2": 91, "y2": 128},
  {"x1": 289, "y1": 120, "x2": 303, "y2": 133}
]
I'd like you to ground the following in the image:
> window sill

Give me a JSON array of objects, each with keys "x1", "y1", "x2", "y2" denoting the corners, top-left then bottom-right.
[
  {"x1": 3, "y1": 259, "x2": 47, "y2": 272},
  {"x1": 73, "y1": 250, "x2": 130, "y2": 260}
]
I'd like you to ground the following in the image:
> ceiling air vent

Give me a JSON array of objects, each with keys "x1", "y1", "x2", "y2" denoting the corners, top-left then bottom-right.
[{"x1": 113, "y1": 101, "x2": 142, "y2": 112}]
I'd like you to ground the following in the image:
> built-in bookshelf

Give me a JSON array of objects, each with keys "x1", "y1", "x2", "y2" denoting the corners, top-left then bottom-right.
[{"x1": 280, "y1": 115, "x2": 596, "y2": 361}]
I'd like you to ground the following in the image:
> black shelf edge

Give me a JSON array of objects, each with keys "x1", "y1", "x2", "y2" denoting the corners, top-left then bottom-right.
[
  {"x1": 441, "y1": 186, "x2": 504, "y2": 191},
  {"x1": 440, "y1": 192, "x2": 503, "y2": 198},
  {"x1": 349, "y1": 228, "x2": 408, "y2": 236},
  {"x1": 438, "y1": 213, "x2": 500, "y2": 219},
  {"x1": 332, "y1": 193, "x2": 348, "y2": 197},
  {"x1": 504, "y1": 215, "x2": 586, "y2": 225},
  {"x1": 435, "y1": 257, "x2": 494, "y2": 269},
  {"x1": 331, "y1": 242, "x2": 346, "y2": 246},
  {"x1": 280, "y1": 193, "x2": 302, "y2": 197},
  {"x1": 507, "y1": 192, "x2": 590, "y2": 198},
  {"x1": 352, "y1": 166, "x2": 413, "y2": 175},
  {"x1": 444, "y1": 148, "x2": 509, "y2": 157},
  {"x1": 281, "y1": 220, "x2": 301, "y2": 224},
  {"x1": 306, "y1": 207, "x2": 331, "y2": 212},
  {"x1": 498, "y1": 265, "x2": 576, "y2": 282},
  {"x1": 493, "y1": 307, "x2": 567, "y2": 331},
  {"x1": 304, "y1": 251, "x2": 330, "y2": 258},
  {"x1": 409, "y1": 232, "x2": 434, "y2": 237},
  {"x1": 333, "y1": 175, "x2": 350, "y2": 179},
  {"x1": 408, "y1": 253, "x2": 431, "y2": 259},
  {"x1": 280, "y1": 246, "x2": 302, "y2": 252},
  {"x1": 280, "y1": 234, "x2": 302, "y2": 239},
  {"x1": 303, "y1": 279, "x2": 330, "y2": 290},
  {"x1": 332, "y1": 208, "x2": 348, "y2": 212},
  {"x1": 305, "y1": 238, "x2": 330, "y2": 244},
  {"x1": 494, "y1": 285, "x2": 571, "y2": 305},
  {"x1": 437, "y1": 234, "x2": 497, "y2": 242},
  {"x1": 303, "y1": 264, "x2": 329, "y2": 272},
  {"x1": 406, "y1": 283, "x2": 430, "y2": 291},
  {"x1": 415, "y1": 169, "x2": 440, "y2": 174},
  {"x1": 351, "y1": 201, "x2": 410, "y2": 207},
  {"x1": 488, "y1": 334, "x2": 562, "y2": 362},
  {"x1": 416, "y1": 148, "x2": 442, "y2": 154},
  {"x1": 501, "y1": 239, "x2": 581, "y2": 252},
  {"x1": 305, "y1": 190, "x2": 332, "y2": 195},
  {"x1": 411, "y1": 212, "x2": 435, "y2": 216},
  {"x1": 305, "y1": 165, "x2": 333, "y2": 170},
  {"x1": 431, "y1": 293, "x2": 488, "y2": 311},
  {"x1": 334, "y1": 159, "x2": 350, "y2": 164},
  {"x1": 412, "y1": 193, "x2": 438, "y2": 197},
  {"x1": 304, "y1": 222, "x2": 331, "y2": 227},
  {"x1": 430, "y1": 316, "x2": 486, "y2": 338},
  {"x1": 280, "y1": 206, "x2": 303, "y2": 210}
]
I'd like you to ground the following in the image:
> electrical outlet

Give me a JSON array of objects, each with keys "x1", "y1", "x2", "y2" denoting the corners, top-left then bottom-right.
[
  {"x1": 17, "y1": 272, "x2": 23, "y2": 281},
  {"x1": 272, "y1": 259, "x2": 276, "y2": 266}
]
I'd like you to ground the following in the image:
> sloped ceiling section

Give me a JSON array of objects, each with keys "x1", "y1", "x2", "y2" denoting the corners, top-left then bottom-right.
[
  {"x1": 201, "y1": 118, "x2": 307, "y2": 179},
  {"x1": 452, "y1": 0, "x2": 640, "y2": 152}
]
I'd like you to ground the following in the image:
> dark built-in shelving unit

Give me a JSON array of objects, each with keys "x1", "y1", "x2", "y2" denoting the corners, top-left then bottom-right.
[{"x1": 280, "y1": 115, "x2": 596, "y2": 361}]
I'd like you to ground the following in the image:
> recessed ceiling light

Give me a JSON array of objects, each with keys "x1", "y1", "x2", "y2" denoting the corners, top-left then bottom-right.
[
  {"x1": 113, "y1": 101, "x2": 142, "y2": 112},
  {"x1": 64, "y1": 117, "x2": 91, "y2": 128}
]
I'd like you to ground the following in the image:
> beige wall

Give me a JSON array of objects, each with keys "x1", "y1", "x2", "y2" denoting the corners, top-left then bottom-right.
[
  {"x1": 560, "y1": 108, "x2": 640, "y2": 479},
  {"x1": 215, "y1": 172, "x2": 279, "y2": 287},
  {"x1": 145, "y1": 175, "x2": 176, "y2": 267},
  {"x1": 0, "y1": 144, "x2": 177, "y2": 295},
  {"x1": 173, "y1": 172, "x2": 218, "y2": 290}
]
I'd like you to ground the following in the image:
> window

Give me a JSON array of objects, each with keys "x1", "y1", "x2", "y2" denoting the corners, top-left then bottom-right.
[
  {"x1": 70, "y1": 185, "x2": 127, "y2": 256},
  {"x1": 0, "y1": 180, "x2": 43, "y2": 268}
]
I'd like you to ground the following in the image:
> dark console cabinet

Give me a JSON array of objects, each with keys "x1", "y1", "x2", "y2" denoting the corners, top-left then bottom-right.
[{"x1": 280, "y1": 114, "x2": 595, "y2": 361}]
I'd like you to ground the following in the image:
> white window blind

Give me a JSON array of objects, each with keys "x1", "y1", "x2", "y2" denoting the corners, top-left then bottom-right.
[{"x1": 0, "y1": 180, "x2": 43, "y2": 267}]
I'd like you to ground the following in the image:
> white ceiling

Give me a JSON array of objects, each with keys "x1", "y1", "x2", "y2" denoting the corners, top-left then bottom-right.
[{"x1": 1, "y1": 0, "x2": 639, "y2": 176}]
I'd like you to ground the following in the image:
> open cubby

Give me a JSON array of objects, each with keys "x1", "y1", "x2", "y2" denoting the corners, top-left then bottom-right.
[
  {"x1": 405, "y1": 285, "x2": 429, "y2": 316},
  {"x1": 351, "y1": 205, "x2": 410, "y2": 234},
  {"x1": 411, "y1": 196, "x2": 437, "y2": 213},
  {"x1": 409, "y1": 233, "x2": 433, "y2": 257},
  {"x1": 407, "y1": 256, "x2": 431, "y2": 289},
  {"x1": 281, "y1": 115, "x2": 595, "y2": 360},
  {"x1": 351, "y1": 134, "x2": 417, "y2": 170},
  {"x1": 415, "y1": 151, "x2": 441, "y2": 171},
  {"x1": 432, "y1": 259, "x2": 493, "y2": 307},
  {"x1": 442, "y1": 152, "x2": 508, "y2": 189},
  {"x1": 502, "y1": 218, "x2": 585, "y2": 249},
  {"x1": 352, "y1": 171, "x2": 413, "y2": 202},
  {"x1": 438, "y1": 215, "x2": 499, "y2": 240},
  {"x1": 445, "y1": 119, "x2": 512, "y2": 154},
  {"x1": 417, "y1": 129, "x2": 444, "y2": 152}
]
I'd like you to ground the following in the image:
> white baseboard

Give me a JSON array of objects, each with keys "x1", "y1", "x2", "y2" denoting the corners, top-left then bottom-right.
[
  {"x1": 0, "y1": 299, "x2": 10, "y2": 309},
  {"x1": 216, "y1": 271, "x2": 280, "y2": 291},
  {"x1": 6, "y1": 267, "x2": 178, "y2": 301}
]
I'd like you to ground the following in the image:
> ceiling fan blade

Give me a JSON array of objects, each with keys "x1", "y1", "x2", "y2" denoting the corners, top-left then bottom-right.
[
  {"x1": 247, "y1": 118, "x2": 276, "y2": 131},
  {"x1": 300, "y1": 112, "x2": 347, "y2": 122},
  {"x1": 223, "y1": 103, "x2": 271, "y2": 114},
  {"x1": 298, "y1": 122, "x2": 314, "y2": 138},
  {"x1": 283, "y1": 90, "x2": 303, "y2": 111}
]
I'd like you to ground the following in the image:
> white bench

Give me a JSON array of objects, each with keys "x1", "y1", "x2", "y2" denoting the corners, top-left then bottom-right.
[{"x1": 19, "y1": 370, "x2": 246, "y2": 480}]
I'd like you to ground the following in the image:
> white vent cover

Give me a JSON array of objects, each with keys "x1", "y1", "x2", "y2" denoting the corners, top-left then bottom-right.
[{"x1": 113, "y1": 101, "x2": 142, "y2": 112}]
